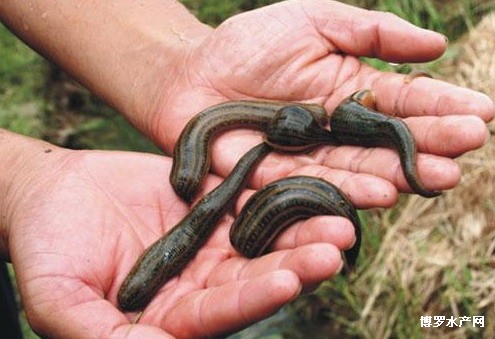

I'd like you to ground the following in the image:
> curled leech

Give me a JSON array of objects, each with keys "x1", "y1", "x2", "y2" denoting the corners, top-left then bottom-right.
[
  {"x1": 229, "y1": 176, "x2": 362, "y2": 272},
  {"x1": 330, "y1": 90, "x2": 441, "y2": 198},
  {"x1": 170, "y1": 100, "x2": 333, "y2": 203}
]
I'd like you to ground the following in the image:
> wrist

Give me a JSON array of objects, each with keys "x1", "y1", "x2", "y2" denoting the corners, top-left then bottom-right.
[
  {"x1": 0, "y1": 0, "x2": 212, "y2": 153},
  {"x1": 0, "y1": 130, "x2": 67, "y2": 260},
  {"x1": 126, "y1": 20, "x2": 212, "y2": 151}
]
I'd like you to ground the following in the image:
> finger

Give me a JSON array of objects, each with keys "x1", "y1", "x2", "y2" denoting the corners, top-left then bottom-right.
[
  {"x1": 323, "y1": 146, "x2": 460, "y2": 194},
  {"x1": 114, "y1": 325, "x2": 174, "y2": 339},
  {"x1": 372, "y1": 74, "x2": 495, "y2": 121},
  {"x1": 160, "y1": 270, "x2": 301, "y2": 338},
  {"x1": 219, "y1": 214, "x2": 356, "y2": 256},
  {"x1": 284, "y1": 163, "x2": 398, "y2": 207},
  {"x1": 302, "y1": 0, "x2": 447, "y2": 62},
  {"x1": 216, "y1": 119, "x2": 470, "y2": 204},
  {"x1": 239, "y1": 157, "x2": 398, "y2": 209},
  {"x1": 207, "y1": 243, "x2": 343, "y2": 288},
  {"x1": 270, "y1": 215, "x2": 356, "y2": 252},
  {"x1": 406, "y1": 115, "x2": 490, "y2": 157},
  {"x1": 244, "y1": 114, "x2": 475, "y2": 196},
  {"x1": 211, "y1": 131, "x2": 397, "y2": 209}
]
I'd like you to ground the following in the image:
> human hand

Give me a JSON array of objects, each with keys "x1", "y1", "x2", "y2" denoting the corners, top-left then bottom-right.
[
  {"x1": 147, "y1": 0, "x2": 493, "y2": 207},
  {"x1": 7, "y1": 146, "x2": 353, "y2": 338},
  {"x1": 3, "y1": 0, "x2": 491, "y2": 208}
]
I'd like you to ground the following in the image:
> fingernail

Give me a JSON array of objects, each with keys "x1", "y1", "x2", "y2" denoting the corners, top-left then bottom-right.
[
  {"x1": 484, "y1": 128, "x2": 491, "y2": 146},
  {"x1": 336, "y1": 256, "x2": 345, "y2": 274},
  {"x1": 443, "y1": 34, "x2": 449, "y2": 45}
]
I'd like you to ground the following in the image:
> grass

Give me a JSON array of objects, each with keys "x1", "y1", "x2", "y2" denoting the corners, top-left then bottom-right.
[
  {"x1": 0, "y1": 24, "x2": 44, "y2": 137},
  {"x1": 1, "y1": 1, "x2": 495, "y2": 338},
  {"x1": 376, "y1": 0, "x2": 445, "y2": 33}
]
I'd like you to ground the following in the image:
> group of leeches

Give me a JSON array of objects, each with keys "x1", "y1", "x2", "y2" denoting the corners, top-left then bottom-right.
[{"x1": 117, "y1": 89, "x2": 440, "y2": 312}]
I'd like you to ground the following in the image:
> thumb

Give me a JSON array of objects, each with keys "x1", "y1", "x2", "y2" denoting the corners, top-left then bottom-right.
[{"x1": 301, "y1": 0, "x2": 447, "y2": 62}]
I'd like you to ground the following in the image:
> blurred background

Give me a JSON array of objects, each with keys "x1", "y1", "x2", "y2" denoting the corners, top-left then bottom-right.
[{"x1": 1, "y1": 0, "x2": 494, "y2": 338}]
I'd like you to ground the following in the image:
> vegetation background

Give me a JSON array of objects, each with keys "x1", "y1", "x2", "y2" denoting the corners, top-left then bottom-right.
[{"x1": 1, "y1": 0, "x2": 494, "y2": 338}]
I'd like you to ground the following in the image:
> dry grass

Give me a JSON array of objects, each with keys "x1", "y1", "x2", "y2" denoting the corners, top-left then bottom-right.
[{"x1": 351, "y1": 12, "x2": 495, "y2": 338}]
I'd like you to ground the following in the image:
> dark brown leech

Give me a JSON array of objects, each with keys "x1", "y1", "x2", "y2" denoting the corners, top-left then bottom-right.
[
  {"x1": 264, "y1": 105, "x2": 340, "y2": 152},
  {"x1": 170, "y1": 101, "x2": 329, "y2": 203},
  {"x1": 229, "y1": 176, "x2": 362, "y2": 271},
  {"x1": 119, "y1": 143, "x2": 272, "y2": 312},
  {"x1": 330, "y1": 90, "x2": 441, "y2": 198}
]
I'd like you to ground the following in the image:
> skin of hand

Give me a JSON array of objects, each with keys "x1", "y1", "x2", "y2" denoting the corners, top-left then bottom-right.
[
  {"x1": 1, "y1": 132, "x2": 354, "y2": 338},
  {"x1": 143, "y1": 0, "x2": 494, "y2": 208}
]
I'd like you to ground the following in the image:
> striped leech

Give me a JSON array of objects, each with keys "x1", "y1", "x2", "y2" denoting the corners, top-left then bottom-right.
[
  {"x1": 229, "y1": 176, "x2": 362, "y2": 271},
  {"x1": 118, "y1": 143, "x2": 272, "y2": 312},
  {"x1": 119, "y1": 90, "x2": 439, "y2": 311},
  {"x1": 119, "y1": 102, "x2": 342, "y2": 311},
  {"x1": 330, "y1": 90, "x2": 440, "y2": 198},
  {"x1": 170, "y1": 100, "x2": 337, "y2": 203}
]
